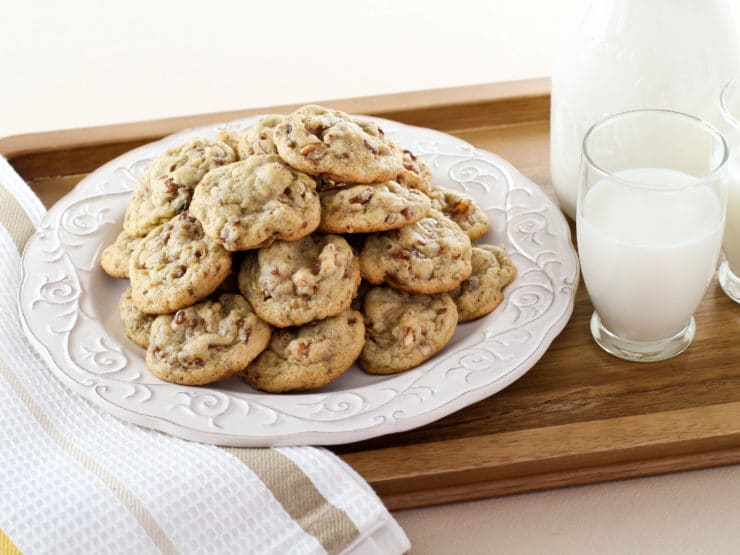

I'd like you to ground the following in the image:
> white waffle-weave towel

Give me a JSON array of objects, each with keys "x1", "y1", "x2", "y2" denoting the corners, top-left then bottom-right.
[{"x1": 0, "y1": 155, "x2": 409, "y2": 555}]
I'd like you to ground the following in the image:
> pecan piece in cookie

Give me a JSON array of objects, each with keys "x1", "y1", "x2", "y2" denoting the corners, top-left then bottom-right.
[
  {"x1": 273, "y1": 105, "x2": 403, "y2": 183},
  {"x1": 359, "y1": 287, "x2": 458, "y2": 374},
  {"x1": 147, "y1": 293, "x2": 270, "y2": 385},
  {"x1": 239, "y1": 234, "x2": 361, "y2": 327},
  {"x1": 129, "y1": 213, "x2": 232, "y2": 314},
  {"x1": 190, "y1": 155, "x2": 320, "y2": 251}
]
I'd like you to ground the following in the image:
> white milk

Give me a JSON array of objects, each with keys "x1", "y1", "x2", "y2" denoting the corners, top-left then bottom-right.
[
  {"x1": 578, "y1": 168, "x2": 724, "y2": 341},
  {"x1": 551, "y1": 0, "x2": 740, "y2": 219},
  {"x1": 724, "y1": 161, "x2": 740, "y2": 275}
]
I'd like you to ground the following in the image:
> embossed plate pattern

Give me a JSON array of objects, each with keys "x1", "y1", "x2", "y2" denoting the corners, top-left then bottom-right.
[{"x1": 18, "y1": 116, "x2": 578, "y2": 446}]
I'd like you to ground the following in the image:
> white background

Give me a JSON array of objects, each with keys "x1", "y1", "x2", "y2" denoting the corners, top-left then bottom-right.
[
  {"x1": 4, "y1": 1, "x2": 740, "y2": 553},
  {"x1": 1, "y1": 0, "x2": 564, "y2": 137}
]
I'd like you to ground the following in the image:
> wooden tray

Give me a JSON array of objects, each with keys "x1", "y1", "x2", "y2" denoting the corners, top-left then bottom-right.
[{"x1": 5, "y1": 78, "x2": 740, "y2": 511}]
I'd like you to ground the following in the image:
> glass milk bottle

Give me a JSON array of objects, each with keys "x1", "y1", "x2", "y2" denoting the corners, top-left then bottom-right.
[{"x1": 550, "y1": 0, "x2": 740, "y2": 219}]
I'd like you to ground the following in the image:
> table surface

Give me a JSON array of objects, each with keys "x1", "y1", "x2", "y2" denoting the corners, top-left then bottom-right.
[{"x1": 4, "y1": 1, "x2": 740, "y2": 553}]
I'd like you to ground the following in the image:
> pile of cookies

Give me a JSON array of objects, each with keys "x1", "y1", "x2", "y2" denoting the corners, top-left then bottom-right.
[{"x1": 100, "y1": 105, "x2": 516, "y2": 392}]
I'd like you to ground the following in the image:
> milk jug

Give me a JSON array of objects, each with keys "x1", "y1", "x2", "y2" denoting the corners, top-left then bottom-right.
[{"x1": 550, "y1": 0, "x2": 740, "y2": 219}]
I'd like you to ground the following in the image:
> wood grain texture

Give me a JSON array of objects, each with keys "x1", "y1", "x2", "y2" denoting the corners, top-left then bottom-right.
[{"x1": 7, "y1": 78, "x2": 740, "y2": 510}]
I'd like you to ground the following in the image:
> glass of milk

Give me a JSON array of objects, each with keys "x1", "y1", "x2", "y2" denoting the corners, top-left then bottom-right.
[
  {"x1": 578, "y1": 110, "x2": 728, "y2": 362},
  {"x1": 718, "y1": 77, "x2": 740, "y2": 303}
]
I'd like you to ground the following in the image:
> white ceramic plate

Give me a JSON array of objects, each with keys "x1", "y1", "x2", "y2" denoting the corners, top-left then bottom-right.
[{"x1": 18, "y1": 116, "x2": 578, "y2": 446}]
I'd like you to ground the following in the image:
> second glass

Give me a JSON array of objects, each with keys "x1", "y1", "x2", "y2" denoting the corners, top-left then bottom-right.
[
  {"x1": 719, "y1": 76, "x2": 740, "y2": 303},
  {"x1": 578, "y1": 109, "x2": 728, "y2": 362}
]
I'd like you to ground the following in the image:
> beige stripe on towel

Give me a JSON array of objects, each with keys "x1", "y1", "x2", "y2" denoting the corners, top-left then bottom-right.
[
  {"x1": 224, "y1": 447, "x2": 360, "y2": 555},
  {"x1": 0, "y1": 528, "x2": 22, "y2": 555},
  {"x1": 0, "y1": 361, "x2": 179, "y2": 555},
  {"x1": 0, "y1": 185, "x2": 37, "y2": 254}
]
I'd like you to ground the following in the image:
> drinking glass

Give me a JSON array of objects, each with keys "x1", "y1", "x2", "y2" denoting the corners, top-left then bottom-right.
[
  {"x1": 718, "y1": 76, "x2": 740, "y2": 303},
  {"x1": 578, "y1": 109, "x2": 728, "y2": 362}
]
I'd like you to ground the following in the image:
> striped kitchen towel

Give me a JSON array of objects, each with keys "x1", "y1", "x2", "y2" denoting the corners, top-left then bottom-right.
[{"x1": 0, "y1": 155, "x2": 409, "y2": 555}]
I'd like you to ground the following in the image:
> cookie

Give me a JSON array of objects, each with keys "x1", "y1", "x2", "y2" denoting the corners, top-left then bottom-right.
[
  {"x1": 238, "y1": 115, "x2": 283, "y2": 158},
  {"x1": 100, "y1": 231, "x2": 142, "y2": 279},
  {"x1": 129, "y1": 213, "x2": 232, "y2": 314},
  {"x1": 146, "y1": 293, "x2": 271, "y2": 385},
  {"x1": 239, "y1": 234, "x2": 361, "y2": 327},
  {"x1": 396, "y1": 149, "x2": 434, "y2": 195},
  {"x1": 318, "y1": 180, "x2": 431, "y2": 233},
  {"x1": 273, "y1": 105, "x2": 403, "y2": 183},
  {"x1": 430, "y1": 187, "x2": 490, "y2": 241},
  {"x1": 359, "y1": 287, "x2": 457, "y2": 374},
  {"x1": 359, "y1": 209, "x2": 472, "y2": 294},
  {"x1": 123, "y1": 137, "x2": 237, "y2": 237},
  {"x1": 189, "y1": 155, "x2": 321, "y2": 251},
  {"x1": 450, "y1": 245, "x2": 517, "y2": 322},
  {"x1": 242, "y1": 309, "x2": 365, "y2": 392},
  {"x1": 215, "y1": 129, "x2": 244, "y2": 154},
  {"x1": 119, "y1": 286, "x2": 156, "y2": 348}
]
